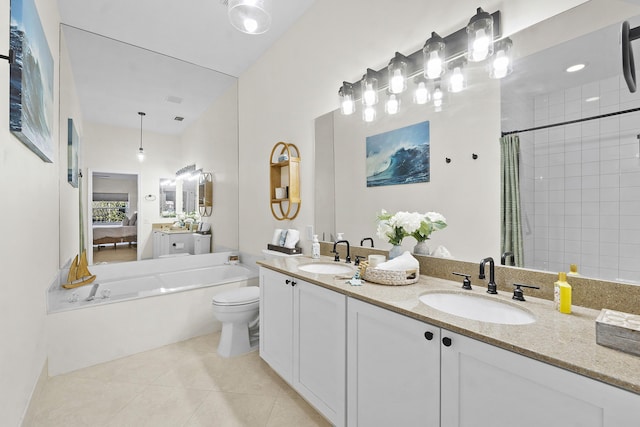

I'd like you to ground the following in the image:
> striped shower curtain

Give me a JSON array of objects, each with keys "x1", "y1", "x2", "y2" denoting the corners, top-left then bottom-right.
[{"x1": 500, "y1": 134, "x2": 524, "y2": 267}]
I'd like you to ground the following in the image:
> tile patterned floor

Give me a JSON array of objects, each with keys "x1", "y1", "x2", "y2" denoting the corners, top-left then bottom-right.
[{"x1": 24, "y1": 333, "x2": 331, "y2": 427}]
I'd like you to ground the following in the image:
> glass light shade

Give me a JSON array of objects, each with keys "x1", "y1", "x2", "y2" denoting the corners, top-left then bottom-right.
[
  {"x1": 414, "y1": 81, "x2": 430, "y2": 104},
  {"x1": 467, "y1": 7, "x2": 494, "y2": 62},
  {"x1": 423, "y1": 33, "x2": 446, "y2": 80},
  {"x1": 363, "y1": 105, "x2": 376, "y2": 122},
  {"x1": 448, "y1": 67, "x2": 466, "y2": 93},
  {"x1": 137, "y1": 147, "x2": 145, "y2": 162},
  {"x1": 433, "y1": 85, "x2": 444, "y2": 111},
  {"x1": 385, "y1": 94, "x2": 400, "y2": 115},
  {"x1": 339, "y1": 83, "x2": 356, "y2": 115},
  {"x1": 489, "y1": 38, "x2": 513, "y2": 79},
  {"x1": 388, "y1": 55, "x2": 408, "y2": 94},
  {"x1": 228, "y1": 0, "x2": 271, "y2": 35},
  {"x1": 361, "y1": 74, "x2": 379, "y2": 106}
]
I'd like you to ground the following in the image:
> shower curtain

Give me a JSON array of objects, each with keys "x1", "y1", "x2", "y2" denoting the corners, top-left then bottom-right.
[{"x1": 500, "y1": 134, "x2": 524, "y2": 267}]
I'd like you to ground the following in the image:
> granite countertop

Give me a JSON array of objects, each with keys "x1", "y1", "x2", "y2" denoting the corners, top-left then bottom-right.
[{"x1": 257, "y1": 256, "x2": 640, "y2": 395}]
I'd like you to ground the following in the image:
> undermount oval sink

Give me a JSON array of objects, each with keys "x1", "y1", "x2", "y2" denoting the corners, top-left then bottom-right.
[
  {"x1": 297, "y1": 262, "x2": 354, "y2": 275},
  {"x1": 419, "y1": 292, "x2": 536, "y2": 325}
]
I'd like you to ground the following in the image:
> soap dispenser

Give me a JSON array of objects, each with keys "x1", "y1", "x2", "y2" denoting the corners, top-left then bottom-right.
[
  {"x1": 554, "y1": 272, "x2": 572, "y2": 314},
  {"x1": 312, "y1": 235, "x2": 320, "y2": 259}
]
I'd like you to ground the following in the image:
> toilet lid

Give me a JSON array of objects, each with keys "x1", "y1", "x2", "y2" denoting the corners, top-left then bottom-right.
[{"x1": 212, "y1": 286, "x2": 260, "y2": 306}]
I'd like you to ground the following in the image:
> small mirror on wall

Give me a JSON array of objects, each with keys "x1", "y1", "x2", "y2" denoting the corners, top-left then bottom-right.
[{"x1": 199, "y1": 172, "x2": 213, "y2": 217}]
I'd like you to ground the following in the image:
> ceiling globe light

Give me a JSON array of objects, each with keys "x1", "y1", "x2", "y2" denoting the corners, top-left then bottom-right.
[
  {"x1": 228, "y1": 0, "x2": 271, "y2": 35},
  {"x1": 467, "y1": 7, "x2": 494, "y2": 62},
  {"x1": 566, "y1": 63, "x2": 586, "y2": 73}
]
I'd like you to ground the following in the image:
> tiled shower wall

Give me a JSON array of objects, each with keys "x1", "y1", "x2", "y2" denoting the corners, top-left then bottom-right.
[{"x1": 519, "y1": 75, "x2": 640, "y2": 283}]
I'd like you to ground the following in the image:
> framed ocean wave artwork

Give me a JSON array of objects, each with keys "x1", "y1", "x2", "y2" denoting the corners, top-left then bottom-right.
[
  {"x1": 366, "y1": 120, "x2": 430, "y2": 187},
  {"x1": 9, "y1": 0, "x2": 54, "y2": 162}
]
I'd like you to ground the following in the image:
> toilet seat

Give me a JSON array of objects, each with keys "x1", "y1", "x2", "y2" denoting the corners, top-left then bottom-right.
[{"x1": 212, "y1": 286, "x2": 259, "y2": 306}]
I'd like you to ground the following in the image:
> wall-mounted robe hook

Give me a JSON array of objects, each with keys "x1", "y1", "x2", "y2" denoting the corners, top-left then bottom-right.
[
  {"x1": 445, "y1": 157, "x2": 452, "y2": 164},
  {"x1": 472, "y1": 153, "x2": 478, "y2": 160}
]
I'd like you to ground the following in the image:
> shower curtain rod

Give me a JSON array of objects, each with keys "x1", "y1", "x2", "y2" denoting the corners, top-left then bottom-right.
[{"x1": 501, "y1": 106, "x2": 640, "y2": 137}]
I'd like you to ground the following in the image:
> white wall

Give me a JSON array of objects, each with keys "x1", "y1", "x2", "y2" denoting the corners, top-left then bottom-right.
[
  {"x1": 180, "y1": 83, "x2": 239, "y2": 252},
  {"x1": 58, "y1": 29, "x2": 84, "y2": 265},
  {"x1": 237, "y1": 0, "x2": 589, "y2": 257},
  {"x1": 0, "y1": 0, "x2": 61, "y2": 424},
  {"x1": 82, "y1": 121, "x2": 183, "y2": 259}
]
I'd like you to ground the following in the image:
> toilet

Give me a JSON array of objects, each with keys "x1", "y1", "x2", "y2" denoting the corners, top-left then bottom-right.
[{"x1": 212, "y1": 286, "x2": 260, "y2": 357}]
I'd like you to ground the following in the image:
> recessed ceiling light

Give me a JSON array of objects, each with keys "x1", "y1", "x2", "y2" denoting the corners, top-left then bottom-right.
[
  {"x1": 585, "y1": 96, "x2": 599, "y2": 103},
  {"x1": 566, "y1": 63, "x2": 586, "y2": 73}
]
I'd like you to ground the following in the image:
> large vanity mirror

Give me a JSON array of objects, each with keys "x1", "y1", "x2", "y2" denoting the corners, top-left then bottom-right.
[
  {"x1": 315, "y1": 0, "x2": 640, "y2": 285},
  {"x1": 59, "y1": 24, "x2": 239, "y2": 264}
]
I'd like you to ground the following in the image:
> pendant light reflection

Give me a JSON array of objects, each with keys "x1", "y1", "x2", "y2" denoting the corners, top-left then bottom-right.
[
  {"x1": 228, "y1": 0, "x2": 271, "y2": 35},
  {"x1": 385, "y1": 94, "x2": 400, "y2": 115},
  {"x1": 414, "y1": 80, "x2": 430, "y2": 104},
  {"x1": 433, "y1": 84, "x2": 444, "y2": 112},
  {"x1": 448, "y1": 66, "x2": 466, "y2": 93},
  {"x1": 137, "y1": 112, "x2": 145, "y2": 162},
  {"x1": 467, "y1": 7, "x2": 494, "y2": 62}
]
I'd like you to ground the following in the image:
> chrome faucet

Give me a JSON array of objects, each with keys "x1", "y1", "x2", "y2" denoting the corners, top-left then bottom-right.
[
  {"x1": 479, "y1": 257, "x2": 498, "y2": 294},
  {"x1": 332, "y1": 240, "x2": 351, "y2": 263},
  {"x1": 360, "y1": 237, "x2": 374, "y2": 247}
]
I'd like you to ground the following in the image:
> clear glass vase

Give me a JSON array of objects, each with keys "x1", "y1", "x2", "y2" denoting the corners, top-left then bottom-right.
[{"x1": 388, "y1": 245, "x2": 404, "y2": 259}]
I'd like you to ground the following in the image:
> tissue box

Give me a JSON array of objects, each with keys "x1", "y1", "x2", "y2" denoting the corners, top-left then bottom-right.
[{"x1": 595, "y1": 309, "x2": 640, "y2": 357}]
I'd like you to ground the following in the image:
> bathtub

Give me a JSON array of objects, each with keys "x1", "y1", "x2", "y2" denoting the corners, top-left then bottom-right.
[{"x1": 46, "y1": 252, "x2": 258, "y2": 375}]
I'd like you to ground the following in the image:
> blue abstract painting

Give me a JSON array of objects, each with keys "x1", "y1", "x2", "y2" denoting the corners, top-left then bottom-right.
[
  {"x1": 366, "y1": 121, "x2": 430, "y2": 187},
  {"x1": 10, "y1": 0, "x2": 54, "y2": 162}
]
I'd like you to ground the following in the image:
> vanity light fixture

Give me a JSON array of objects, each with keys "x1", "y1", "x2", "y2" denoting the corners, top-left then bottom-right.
[
  {"x1": 413, "y1": 78, "x2": 430, "y2": 104},
  {"x1": 447, "y1": 60, "x2": 467, "y2": 93},
  {"x1": 433, "y1": 84, "x2": 444, "y2": 112},
  {"x1": 423, "y1": 32, "x2": 446, "y2": 80},
  {"x1": 337, "y1": 7, "x2": 504, "y2": 122},
  {"x1": 385, "y1": 94, "x2": 400, "y2": 115},
  {"x1": 339, "y1": 82, "x2": 356, "y2": 115},
  {"x1": 490, "y1": 38, "x2": 513, "y2": 79},
  {"x1": 137, "y1": 112, "x2": 145, "y2": 162},
  {"x1": 388, "y1": 52, "x2": 410, "y2": 94},
  {"x1": 362, "y1": 69, "x2": 380, "y2": 107},
  {"x1": 466, "y1": 7, "x2": 494, "y2": 62},
  {"x1": 228, "y1": 0, "x2": 271, "y2": 34}
]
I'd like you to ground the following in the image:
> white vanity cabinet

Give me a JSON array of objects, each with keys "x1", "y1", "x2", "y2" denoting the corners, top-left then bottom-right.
[
  {"x1": 440, "y1": 329, "x2": 640, "y2": 427},
  {"x1": 347, "y1": 298, "x2": 441, "y2": 426},
  {"x1": 259, "y1": 268, "x2": 346, "y2": 426}
]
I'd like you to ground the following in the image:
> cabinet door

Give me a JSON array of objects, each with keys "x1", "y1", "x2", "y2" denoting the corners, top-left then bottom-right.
[
  {"x1": 347, "y1": 298, "x2": 441, "y2": 427},
  {"x1": 440, "y1": 329, "x2": 640, "y2": 427},
  {"x1": 259, "y1": 268, "x2": 294, "y2": 383},
  {"x1": 293, "y1": 280, "x2": 346, "y2": 427}
]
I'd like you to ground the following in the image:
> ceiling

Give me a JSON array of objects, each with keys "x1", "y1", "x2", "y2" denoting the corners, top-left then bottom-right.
[{"x1": 57, "y1": 0, "x2": 317, "y2": 134}]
